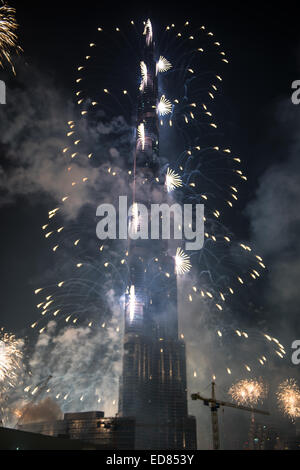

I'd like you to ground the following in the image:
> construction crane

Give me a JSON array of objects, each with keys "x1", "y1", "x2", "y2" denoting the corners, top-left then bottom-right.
[
  {"x1": 191, "y1": 381, "x2": 270, "y2": 450},
  {"x1": 16, "y1": 375, "x2": 52, "y2": 427}
]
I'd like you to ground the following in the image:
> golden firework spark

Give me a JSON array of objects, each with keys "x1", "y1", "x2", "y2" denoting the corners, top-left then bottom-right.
[
  {"x1": 229, "y1": 378, "x2": 267, "y2": 406},
  {"x1": 277, "y1": 379, "x2": 300, "y2": 419},
  {"x1": 175, "y1": 248, "x2": 192, "y2": 275},
  {"x1": 157, "y1": 56, "x2": 172, "y2": 73},
  {"x1": 165, "y1": 168, "x2": 183, "y2": 192},
  {"x1": 0, "y1": 4, "x2": 21, "y2": 74},
  {"x1": 157, "y1": 95, "x2": 172, "y2": 116}
]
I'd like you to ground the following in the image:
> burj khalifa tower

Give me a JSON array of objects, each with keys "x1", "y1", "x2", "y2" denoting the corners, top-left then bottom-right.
[{"x1": 118, "y1": 19, "x2": 197, "y2": 450}]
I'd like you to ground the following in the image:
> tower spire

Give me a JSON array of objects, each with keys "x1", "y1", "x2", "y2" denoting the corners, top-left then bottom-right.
[
  {"x1": 118, "y1": 20, "x2": 197, "y2": 450},
  {"x1": 136, "y1": 19, "x2": 159, "y2": 175}
]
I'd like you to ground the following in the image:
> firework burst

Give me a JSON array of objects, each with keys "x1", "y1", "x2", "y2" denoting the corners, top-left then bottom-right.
[
  {"x1": 0, "y1": 3, "x2": 21, "y2": 73},
  {"x1": 0, "y1": 329, "x2": 23, "y2": 384},
  {"x1": 229, "y1": 378, "x2": 267, "y2": 406},
  {"x1": 277, "y1": 379, "x2": 300, "y2": 419}
]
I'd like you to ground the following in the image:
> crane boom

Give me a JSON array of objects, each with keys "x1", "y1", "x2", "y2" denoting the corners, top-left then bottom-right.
[
  {"x1": 191, "y1": 393, "x2": 269, "y2": 415},
  {"x1": 191, "y1": 381, "x2": 270, "y2": 449}
]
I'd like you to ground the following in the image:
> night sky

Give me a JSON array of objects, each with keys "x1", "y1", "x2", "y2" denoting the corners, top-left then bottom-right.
[
  {"x1": 1, "y1": 0, "x2": 298, "y2": 330},
  {"x1": 0, "y1": 0, "x2": 300, "y2": 449}
]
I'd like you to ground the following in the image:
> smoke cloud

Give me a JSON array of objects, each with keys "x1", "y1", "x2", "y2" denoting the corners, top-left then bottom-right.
[
  {"x1": 26, "y1": 290, "x2": 123, "y2": 419},
  {"x1": 247, "y1": 98, "x2": 300, "y2": 333},
  {"x1": 180, "y1": 98, "x2": 300, "y2": 449},
  {"x1": 0, "y1": 64, "x2": 132, "y2": 219},
  {"x1": 18, "y1": 397, "x2": 62, "y2": 424}
]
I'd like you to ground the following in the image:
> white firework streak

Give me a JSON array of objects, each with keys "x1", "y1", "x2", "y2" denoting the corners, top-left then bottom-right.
[
  {"x1": 175, "y1": 248, "x2": 192, "y2": 275},
  {"x1": 137, "y1": 123, "x2": 145, "y2": 150},
  {"x1": 129, "y1": 285, "x2": 136, "y2": 321},
  {"x1": 157, "y1": 95, "x2": 172, "y2": 116},
  {"x1": 157, "y1": 56, "x2": 172, "y2": 73},
  {"x1": 140, "y1": 61, "x2": 147, "y2": 89},
  {"x1": 165, "y1": 168, "x2": 183, "y2": 192}
]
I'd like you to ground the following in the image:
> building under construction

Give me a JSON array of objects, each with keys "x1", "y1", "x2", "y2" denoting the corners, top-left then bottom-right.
[{"x1": 117, "y1": 19, "x2": 197, "y2": 450}]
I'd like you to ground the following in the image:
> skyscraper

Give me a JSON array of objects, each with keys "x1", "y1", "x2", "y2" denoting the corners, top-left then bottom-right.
[{"x1": 118, "y1": 19, "x2": 197, "y2": 450}]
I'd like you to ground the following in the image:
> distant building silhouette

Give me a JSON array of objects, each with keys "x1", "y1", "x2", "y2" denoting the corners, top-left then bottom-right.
[{"x1": 18, "y1": 411, "x2": 135, "y2": 449}]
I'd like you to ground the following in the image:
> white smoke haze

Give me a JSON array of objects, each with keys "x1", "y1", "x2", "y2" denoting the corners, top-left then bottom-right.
[
  {"x1": 247, "y1": 98, "x2": 300, "y2": 333},
  {"x1": 24, "y1": 291, "x2": 123, "y2": 419},
  {"x1": 0, "y1": 65, "x2": 132, "y2": 219},
  {"x1": 0, "y1": 63, "x2": 134, "y2": 427},
  {"x1": 177, "y1": 264, "x2": 299, "y2": 449},
  {"x1": 178, "y1": 276, "x2": 218, "y2": 449},
  {"x1": 18, "y1": 397, "x2": 63, "y2": 424}
]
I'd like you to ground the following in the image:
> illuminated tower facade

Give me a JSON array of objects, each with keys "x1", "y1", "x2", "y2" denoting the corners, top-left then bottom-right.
[{"x1": 118, "y1": 19, "x2": 197, "y2": 450}]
